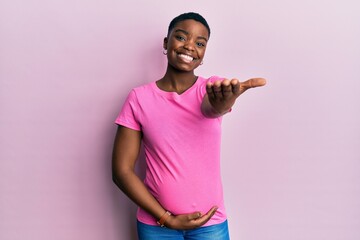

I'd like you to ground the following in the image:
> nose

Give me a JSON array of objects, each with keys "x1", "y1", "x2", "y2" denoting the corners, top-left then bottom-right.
[{"x1": 183, "y1": 40, "x2": 195, "y2": 51}]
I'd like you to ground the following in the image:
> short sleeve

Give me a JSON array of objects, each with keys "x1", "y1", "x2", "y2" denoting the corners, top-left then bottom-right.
[{"x1": 114, "y1": 90, "x2": 141, "y2": 131}]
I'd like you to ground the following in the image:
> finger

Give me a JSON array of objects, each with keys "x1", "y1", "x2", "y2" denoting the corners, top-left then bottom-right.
[
  {"x1": 193, "y1": 206, "x2": 218, "y2": 224},
  {"x1": 206, "y1": 82, "x2": 215, "y2": 99},
  {"x1": 230, "y1": 79, "x2": 241, "y2": 94},
  {"x1": 221, "y1": 79, "x2": 232, "y2": 98},
  {"x1": 240, "y1": 78, "x2": 266, "y2": 89},
  {"x1": 203, "y1": 206, "x2": 218, "y2": 219},
  {"x1": 212, "y1": 80, "x2": 223, "y2": 99},
  {"x1": 188, "y1": 212, "x2": 202, "y2": 221}
]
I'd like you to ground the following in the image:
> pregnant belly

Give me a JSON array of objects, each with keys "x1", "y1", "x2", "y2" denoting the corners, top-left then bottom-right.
[{"x1": 146, "y1": 176, "x2": 223, "y2": 215}]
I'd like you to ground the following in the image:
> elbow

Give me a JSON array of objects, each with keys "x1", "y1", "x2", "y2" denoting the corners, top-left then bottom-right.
[
  {"x1": 111, "y1": 165, "x2": 133, "y2": 187},
  {"x1": 111, "y1": 162, "x2": 122, "y2": 186},
  {"x1": 112, "y1": 172, "x2": 119, "y2": 185},
  {"x1": 112, "y1": 166, "x2": 125, "y2": 185},
  {"x1": 112, "y1": 168, "x2": 121, "y2": 187}
]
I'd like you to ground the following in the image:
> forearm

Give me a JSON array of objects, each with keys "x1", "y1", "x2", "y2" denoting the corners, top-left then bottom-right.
[
  {"x1": 112, "y1": 126, "x2": 166, "y2": 221},
  {"x1": 113, "y1": 169, "x2": 165, "y2": 220}
]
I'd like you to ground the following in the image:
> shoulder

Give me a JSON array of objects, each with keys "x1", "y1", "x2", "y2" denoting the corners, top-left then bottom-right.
[
  {"x1": 128, "y1": 82, "x2": 155, "y2": 98},
  {"x1": 132, "y1": 82, "x2": 154, "y2": 93}
]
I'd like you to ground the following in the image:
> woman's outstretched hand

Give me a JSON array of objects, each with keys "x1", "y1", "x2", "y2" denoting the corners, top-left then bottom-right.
[
  {"x1": 165, "y1": 206, "x2": 218, "y2": 230},
  {"x1": 203, "y1": 78, "x2": 267, "y2": 117}
]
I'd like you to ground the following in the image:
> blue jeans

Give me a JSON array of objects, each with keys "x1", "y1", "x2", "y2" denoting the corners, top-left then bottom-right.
[{"x1": 137, "y1": 220, "x2": 230, "y2": 240}]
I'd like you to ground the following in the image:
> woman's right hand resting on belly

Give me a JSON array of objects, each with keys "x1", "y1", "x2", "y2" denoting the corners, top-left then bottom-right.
[{"x1": 165, "y1": 206, "x2": 218, "y2": 230}]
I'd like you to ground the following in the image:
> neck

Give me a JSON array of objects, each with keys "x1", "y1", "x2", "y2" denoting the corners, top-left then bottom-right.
[{"x1": 157, "y1": 66, "x2": 197, "y2": 94}]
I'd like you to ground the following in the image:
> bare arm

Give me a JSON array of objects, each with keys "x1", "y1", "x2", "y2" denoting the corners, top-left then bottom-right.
[
  {"x1": 112, "y1": 126, "x2": 165, "y2": 219},
  {"x1": 112, "y1": 126, "x2": 217, "y2": 229},
  {"x1": 201, "y1": 78, "x2": 267, "y2": 118}
]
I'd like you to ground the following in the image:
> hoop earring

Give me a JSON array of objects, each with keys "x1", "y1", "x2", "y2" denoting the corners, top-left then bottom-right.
[{"x1": 163, "y1": 49, "x2": 167, "y2": 55}]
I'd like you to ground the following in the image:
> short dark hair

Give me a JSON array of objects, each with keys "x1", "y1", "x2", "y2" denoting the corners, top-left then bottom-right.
[{"x1": 167, "y1": 12, "x2": 211, "y2": 38}]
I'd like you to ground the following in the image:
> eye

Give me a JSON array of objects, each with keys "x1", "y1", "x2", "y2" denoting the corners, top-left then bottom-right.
[
  {"x1": 196, "y1": 42, "x2": 206, "y2": 47},
  {"x1": 175, "y1": 35, "x2": 186, "y2": 41}
]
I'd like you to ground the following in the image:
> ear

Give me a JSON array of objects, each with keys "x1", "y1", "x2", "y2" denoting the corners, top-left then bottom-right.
[{"x1": 163, "y1": 37, "x2": 168, "y2": 50}]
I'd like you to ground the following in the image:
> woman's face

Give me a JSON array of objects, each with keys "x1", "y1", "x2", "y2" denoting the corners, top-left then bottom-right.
[{"x1": 164, "y1": 19, "x2": 209, "y2": 72}]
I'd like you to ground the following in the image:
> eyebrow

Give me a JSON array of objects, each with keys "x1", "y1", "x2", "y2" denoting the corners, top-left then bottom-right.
[{"x1": 174, "y1": 29, "x2": 208, "y2": 42}]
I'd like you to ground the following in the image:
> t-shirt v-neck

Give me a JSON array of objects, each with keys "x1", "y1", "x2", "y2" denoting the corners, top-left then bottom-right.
[{"x1": 151, "y1": 76, "x2": 203, "y2": 100}]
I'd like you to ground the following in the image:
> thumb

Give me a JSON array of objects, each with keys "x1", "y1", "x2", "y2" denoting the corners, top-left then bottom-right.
[
  {"x1": 241, "y1": 78, "x2": 267, "y2": 89},
  {"x1": 188, "y1": 212, "x2": 202, "y2": 220}
]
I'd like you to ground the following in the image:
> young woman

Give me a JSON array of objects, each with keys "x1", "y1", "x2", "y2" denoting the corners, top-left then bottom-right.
[{"x1": 112, "y1": 12, "x2": 266, "y2": 240}]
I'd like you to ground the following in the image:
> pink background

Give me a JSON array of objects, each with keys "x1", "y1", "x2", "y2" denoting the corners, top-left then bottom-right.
[{"x1": 1, "y1": 0, "x2": 359, "y2": 239}]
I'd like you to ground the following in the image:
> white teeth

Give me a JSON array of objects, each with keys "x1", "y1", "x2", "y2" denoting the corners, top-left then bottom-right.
[{"x1": 178, "y1": 54, "x2": 194, "y2": 63}]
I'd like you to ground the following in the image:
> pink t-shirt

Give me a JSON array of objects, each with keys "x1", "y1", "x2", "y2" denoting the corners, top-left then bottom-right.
[{"x1": 115, "y1": 76, "x2": 227, "y2": 226}]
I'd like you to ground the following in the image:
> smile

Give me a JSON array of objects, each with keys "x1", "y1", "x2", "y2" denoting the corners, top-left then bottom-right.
[{"x1": 177, "y1": 53, "x2": 194, "y2": 63}]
